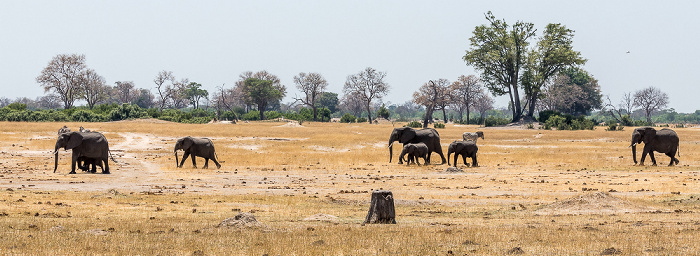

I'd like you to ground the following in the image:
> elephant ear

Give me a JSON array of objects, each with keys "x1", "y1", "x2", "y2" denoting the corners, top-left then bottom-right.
[
  {"x1": 181, "y1": 137, "x2": 194, "y2": 150},
  {"x1": 66, "y1": 132, "x2": 83, "y2": 150},
  {"x1": 399, "y1": 128, "x2": 416, "y2": 143},
  {"x1": 643, "y1": 127, "x2": 656, "y2": 144},
  {"x1": 454, "y1": 142, "x2": 466, "y2": 153}
]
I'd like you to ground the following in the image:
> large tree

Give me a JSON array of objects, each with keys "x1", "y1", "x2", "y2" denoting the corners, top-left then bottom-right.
[
  {"x1": 463, "y1": 12, "x2": 535, "y2": 122},
  {"x1": 153, "y1": 70, "x2": 175, "y2": 112},
  {"x1": 235, "y1": 71, "x2": 285, "y2": 112},
  {"x1": 36, "y1": 53, "x2": 88, "y2": 109},
  {"x1": 342, "y1": 67, "x2": 390, "y2": 124},
  {"x1": 81, "y1": 69, "x2": 108, "y2": 109},
  {"x1": 413, "y1": 79, "x2": 450, "y2": 127},
  {"x1": 521, "y1": 23, "x2": 586, "y2": 117},
  {"x1": 450, "y1": 75, "x2": 483, "y2": 123},
  {"x1": 242, "y1": 78, "x2": 286, "y2": 120},
  {"x1": 339, "y1": 91, "x2": 365, "y2": 118},
  {"x1": 317, "y1": 92, "x2": 339, "y2": 113},
  {"x1": 633, "y1": 86, "x2": 669, "y2": 123},
  {"x1": 115, "y1": 81, "x2": 138, "y2": 104},
  {"x1": 293, "y1": 72, "x2": 328, "y2": 121},
  {"x1": 184, "y1": 82, "x2": 208, "y2": 109}
]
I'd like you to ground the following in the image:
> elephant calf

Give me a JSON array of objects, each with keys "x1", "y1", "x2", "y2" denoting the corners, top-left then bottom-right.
[
  {"x1": 447, "y1": 141, "x2": 478, "y2": 167},
  {"x1": 400, "y1": 143, "x2": 429, "y2": 166},
  {"x1": 175, "y1": 136, "x2": 222, "y2": 169}
]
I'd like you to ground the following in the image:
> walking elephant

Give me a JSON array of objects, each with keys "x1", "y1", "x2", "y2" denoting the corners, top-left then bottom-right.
[
  {"x1": 629, "y1": 127, "x2": 680, "y2": 166},
  {"x1": 54, "y1": 131, "x2": 111, "y2": 174},
  {"x1": 388, "y1": 127, "x2": 446, "y2": 165},
  {"x1": 399, "y1": 143, "x2": 429, "y2": 166},
  {"x1": 174, "y1": 136, "x2": 221, "y2": 169},
  {"x1": 447, "y1": 140, "x2": 478, "y2": 167}
]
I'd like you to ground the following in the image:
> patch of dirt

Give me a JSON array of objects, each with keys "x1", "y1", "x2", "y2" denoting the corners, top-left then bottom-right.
[
  {"x1": 217, "y1": 212, "x2": 266, "y2": 229},
  {"x1": 534, "y1": 192, "x2": 657, "y2": 215},
  {"x1": 303, "y1": 213, "x2": 340, "y2": 223}
]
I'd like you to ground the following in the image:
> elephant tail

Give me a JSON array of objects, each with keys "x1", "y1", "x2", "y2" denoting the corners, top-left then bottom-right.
[{"x1": 108, "y1": 150, "x2": 118, "y2": 163}]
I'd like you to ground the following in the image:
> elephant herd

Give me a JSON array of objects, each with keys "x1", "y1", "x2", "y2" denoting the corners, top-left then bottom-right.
[
  {"x1": 388, "y1": 126, "x2": 681, "y2": 168},
  {"x1": 53, "y1": 125, "x2": 682, "y2": 175},
  {"x1": 54, "y1": 126, "x2": 221, "y2": 174}
]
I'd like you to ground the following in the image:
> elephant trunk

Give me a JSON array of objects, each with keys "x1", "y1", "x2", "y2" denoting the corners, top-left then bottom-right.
[
  {"x1": 447, "y1": 148, "x2": 453, "y2": 166},
  {"x1": 53, "y1": 142, "x2": 61, "y2": 173},
  {"x1": 388, "y1": 138, "x2": 396, "y2": 163},
  {"x1": 631, "y1": 144, "x2": 637, "y2": 164},
  {"x1": 174, "y1": 150, "x2": 179, "y2": 167}
]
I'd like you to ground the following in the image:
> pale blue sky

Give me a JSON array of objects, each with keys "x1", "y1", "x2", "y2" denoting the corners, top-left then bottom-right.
[{"x1": 1, "y1": 1, "x2": 698, "y2": 112}]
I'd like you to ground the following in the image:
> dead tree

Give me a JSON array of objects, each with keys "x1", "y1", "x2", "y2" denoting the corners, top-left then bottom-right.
[{"x1": 362, "y1": 190, "x2": 396, "y2": 225}]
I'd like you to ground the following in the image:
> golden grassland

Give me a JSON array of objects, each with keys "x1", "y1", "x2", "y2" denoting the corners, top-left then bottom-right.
[{"x1": 0, "y1": 120, "x2": 699, "y2": 255}]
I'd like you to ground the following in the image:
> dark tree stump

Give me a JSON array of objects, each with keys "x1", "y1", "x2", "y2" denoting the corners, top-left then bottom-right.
[{"x1": 363, "y1": 190, "x2": 397, "y2": 225}]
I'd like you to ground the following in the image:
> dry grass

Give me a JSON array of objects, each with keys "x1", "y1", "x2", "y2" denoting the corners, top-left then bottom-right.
[{"x1": 0, "y1": 120, "x2": 699, "y2": 255}]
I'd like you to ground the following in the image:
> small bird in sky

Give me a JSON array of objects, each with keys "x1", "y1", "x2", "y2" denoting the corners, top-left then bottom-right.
[{"x1": 626, "y1": 51, "x2": 630, "y2": 54}]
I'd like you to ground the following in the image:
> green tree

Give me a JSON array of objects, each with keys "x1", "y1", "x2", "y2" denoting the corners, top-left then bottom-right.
[
  {"x1": 463, "y1": 12, "x2": 535, "y2": 122},
  {"x1": 522, "y1": 23, "x2": 586, "y2": 118},
  {"x1": 184, "y1": 82, "x2": 208, "y2": 109},
  {"x1": 242, "y1": 78, "x2": 285, "y2": 120},
  {"x1": 316, "y1": 92, "x2": 339, "y2": 113},
  {"x1": 377, "y1": 104, "x2": 390, "y2": 119}
]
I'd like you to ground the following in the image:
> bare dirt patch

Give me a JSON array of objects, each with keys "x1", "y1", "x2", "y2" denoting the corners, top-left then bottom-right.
[{"x1": 534, "y1": 192, "x2": 659, "y2": 215}]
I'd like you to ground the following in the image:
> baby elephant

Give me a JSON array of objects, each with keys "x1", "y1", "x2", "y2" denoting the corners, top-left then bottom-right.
[
  {"x1": 174, "y1": 136, "x2": 222, "y2": 169},
  {"x1": 447, "y1": 141, "x2": 478, "y2": 167},
  {"x1": 400, "y1": 143, "x2": 429, "y2": 166}
]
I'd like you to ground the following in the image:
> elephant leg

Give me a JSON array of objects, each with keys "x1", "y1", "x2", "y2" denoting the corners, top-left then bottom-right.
[
  {"x1": 472, "y1": 155, "x2": 478, "y2": 167},
  {"x1": 639, "y1": 149, "x2": 648, "y2": 166},
  {"x1": 70, "y1": 155, "x2": 77, "y2": 174},
  {"x1": 180, "y1": 152, "x2": 191, "y2": 168},
  {"x1": 435, "y1": 147, "x2": 447, "y2": 165},
  {"x1": 398, "y1": 152, "x2": 405, "y2": 164},
  {"x1": 462, "y1": 154, "x2": 468, "y2": 167},
  {"x1": 203, "y1": 158, "x2": 209, "y2": 169},
  {"x1": 102, "y1": 158, "x2": 110, "y2": 174},
  {"x1": 649, "y1": 152, "x2": 657, "y2": 166},
  {"x1": 452, "y1": 154, "x2": 458, "y2": 167},
  {"x1": 90, "y1": 160, "x2": 97, "y2": 173},
  {"x1": 191, "y1": 154, "x2": 197, "y2": 168},
  {"x1": 213, "y1": 158, "x2": 221, "y2": 169}
]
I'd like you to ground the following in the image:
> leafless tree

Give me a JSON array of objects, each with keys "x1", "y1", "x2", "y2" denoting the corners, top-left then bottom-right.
[
  {"x1": 81, "y1": 69, "x2": 108, "y2": 109},
  {"x1": 36, "y1": 94, "x2": 62, "y2": 109},
  {"x1": 343, "y1": 67, "x2": 390, "y2": 124},
  {"x1": 169, "y1": 78, "x2": 190, "y2": 109},
  {"x1": 473, "y1": 93, "x2": 495, "y2": 121},
  {"x1": 619, "y1": 92, "x2": 634, "y2": 115},
  {"x1": 114, "y1": 81, "x2": 138, "y2": 104},
  {"x1": 538, "y1": 75, "x2": 585, "y2": 113},
  {"x1": 293, "y1": 72, "x2": 328, "y2": 121},
  {"x1": 36, "y1": 54, "x2": 87, "y2": 109},
  {"x1": 340, "y1": 91, "x2": 365, "y2": 118},
  {"x1": 413, "y1": 79, "x2": 450, "y2": 127},
  {"x1": 449, "y1": 75, "x2": 482, "y2": 123},
  {"x1": 0, "y1": 97, "x2": 11, "y2": 108},
  {"x1": 633, "y1": 86, "x2": 669, "y2": 123},
  {"x1": 154, "y1": 70, "x2": 175, "y2": 111}
]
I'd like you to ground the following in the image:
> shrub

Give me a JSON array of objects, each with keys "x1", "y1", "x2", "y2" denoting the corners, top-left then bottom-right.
[
  {"x1": 71, "y1": 109, "x2": 106, "y2": 122},
  {"x1": 484, "y1": 116, "x2": 510, "y2": 127},
  {"x1": 606, "y1": 123, "x2": 623, "y2": 131},
  {"x1": 406, "y1": 121, "x2": 422, "y2": 128},
  {"x1": 221, "y1": 111, "x2": 237, "y2": 121},
  {"x1": 265, "y1": 111, "x2": 282, "y2": 120},
  {"x1": 241, "y1": 111, "x2": 260, "y2": 121},
  {"x1": 340, "y1": 113, "x2": 356, "y2": 123},
  {"x1": 189, "y1": 108, "x2": 210, "y2": 118},
  {"x1": 109, "y1": 104, "x2": 146, "y2": 121},
  {"x1": 538, "y1": 110, "x2": 561, "y2": 123},
  {"x1": 357, "y1": 117, "x2": 367, "y2": 123},
  {"x1": 434, "y1": 123, "x2": 445, "y2": 129},
  {"x1": 544, "y1": 115, "x2": 569, "y2": 130}
]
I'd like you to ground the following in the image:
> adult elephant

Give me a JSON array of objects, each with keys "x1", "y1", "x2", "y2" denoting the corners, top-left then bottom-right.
[
  {"x1": 174, "y1": 136, "x2": 221, "y2": 169},
  {"x1": 629, "y1": 127, "x2": 680, "y2": 166},
  {"x1": 54, "y1": 131, "x2": 111, "y2": 174},
  {"x1": 388, "y1": 127, "x2": 446, "y2": 165}
]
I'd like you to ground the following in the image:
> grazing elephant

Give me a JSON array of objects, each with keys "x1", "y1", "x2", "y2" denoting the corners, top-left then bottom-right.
[
  {"x1": 388, "y1": 127, "x2": 446, "y2": 165},
  {"x1": 447, "y1": 140, "x2": 478, "y2": 167},
  {"x1": 54, "y1": 131, "x2": 111, "y2": 174},
  {"x1": 630, "y1": 127, "x2": 680, "y2": 166},
  {"x1": 58, "y1": 125, "x2": 71, "y2": 135},
  {"x1": 174, "y1": 136, "x2": 221, "y2": 169},
  {"x1": 400, "y1": 143, "x2": 429, "y2": 166}
]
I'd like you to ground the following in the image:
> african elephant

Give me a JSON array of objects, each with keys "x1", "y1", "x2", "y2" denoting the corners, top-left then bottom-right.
[
  {"x1": 630, "y1": 127, "x2": 680, "y2": 166},
  {"x1": 77, "y1": 156, "x2": 103, "y2": 173},
  {"x1": 447, "y1": 140, "x2": 478, "y2": 167},
  {"x1": 400, "y1": 143, "x2": 429, "y2": 166},
  {"x1": 388, "y1": 127, "x2": 446, "y2": 165},
  {"x1": 174, "y1": 136, "x2": 221, "y2": 169},
  {"x1": 54, "y1": 131, "x2": 111, "y2": 174}
]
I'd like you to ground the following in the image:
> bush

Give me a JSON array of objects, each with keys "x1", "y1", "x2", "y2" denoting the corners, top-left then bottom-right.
[
  {"x1": 606, "y1": 123, "x2": 624, "y2": 131},
  {"x1": 241, "y1": 111, "x2": 260, "y2": 121},
  {"x1": 340, "y1": 113, "x2": 356, "y2": 123},
  {"x1": 544, "y1": 115, "x2": 595, "y2": 130},
  {"x1": 109, "y1": 104, "x2": 146, "y2": 121},
  {"x1": 406, "y1": 121, "x2": 422, "y2": 128},
  {"x1": 265, "y1": 111, "x2": 282, "y2": 120},
  {"x1": 221, "y1": 111, "x2": 237, "y2": 121},
  {"x1": 357, "y1": 117, "x2": 367, "y2": 123},
  {"x1": 434, "y1": 123, "x2": 445, "y2": 129},
  {"x1": 538, "y1": 110, "x2": 561, "y2": 123},
  {"x1": 71, "y1": 109, "x2": 106, "y2": 122},
  {"x1": 484, "y1": 116, "x2": 510, "y2": 127},
  {"x1": 189, "y1": 108, "x2": 210, "y2": 118},
  {"x1": 544, "y1": 115, "x2": 568, "y2": 130}
]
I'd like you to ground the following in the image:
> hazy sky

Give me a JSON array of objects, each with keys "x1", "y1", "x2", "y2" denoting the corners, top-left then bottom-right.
[{"x1": 1, "y1": 1, "x2": 698, "y2": 112}]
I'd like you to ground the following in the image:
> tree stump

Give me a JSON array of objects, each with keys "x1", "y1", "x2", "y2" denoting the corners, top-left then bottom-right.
[{"x1": 363, "y1": 190, "x2": 397, "y2": 225}]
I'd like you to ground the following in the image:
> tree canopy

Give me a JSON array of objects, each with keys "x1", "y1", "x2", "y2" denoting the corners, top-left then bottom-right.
[{"x1": 242, "y1": 78, "x2": 286, "y2": 120}]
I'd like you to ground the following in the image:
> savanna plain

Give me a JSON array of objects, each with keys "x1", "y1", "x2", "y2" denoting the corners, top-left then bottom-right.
[{"x1": 0, "y1": 120, "x2": 699, "y2": 255}]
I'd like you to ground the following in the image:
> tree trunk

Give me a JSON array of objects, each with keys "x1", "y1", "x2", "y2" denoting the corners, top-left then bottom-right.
[
  {"x1": 366, "y1": 103, "x2": 373, "y2": 124},
  {"x1": 442, "y1": 108, "x2": 447, "y2": 123},
  {"x1": 312, "y1": 106, "x2": 318, "y2": 121},
  {"x1": 466, "y1": 107, "x2": 470, "y2": 125},
  {"x1": 362, "y1": 190, "x2": 396, "y2": 225},
  {"x1": 512, "y1": 83, "x2": 522, "y2": 122},
  {"x1": 423, "y1": 106, "x2": 434, "y2": 128}
]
